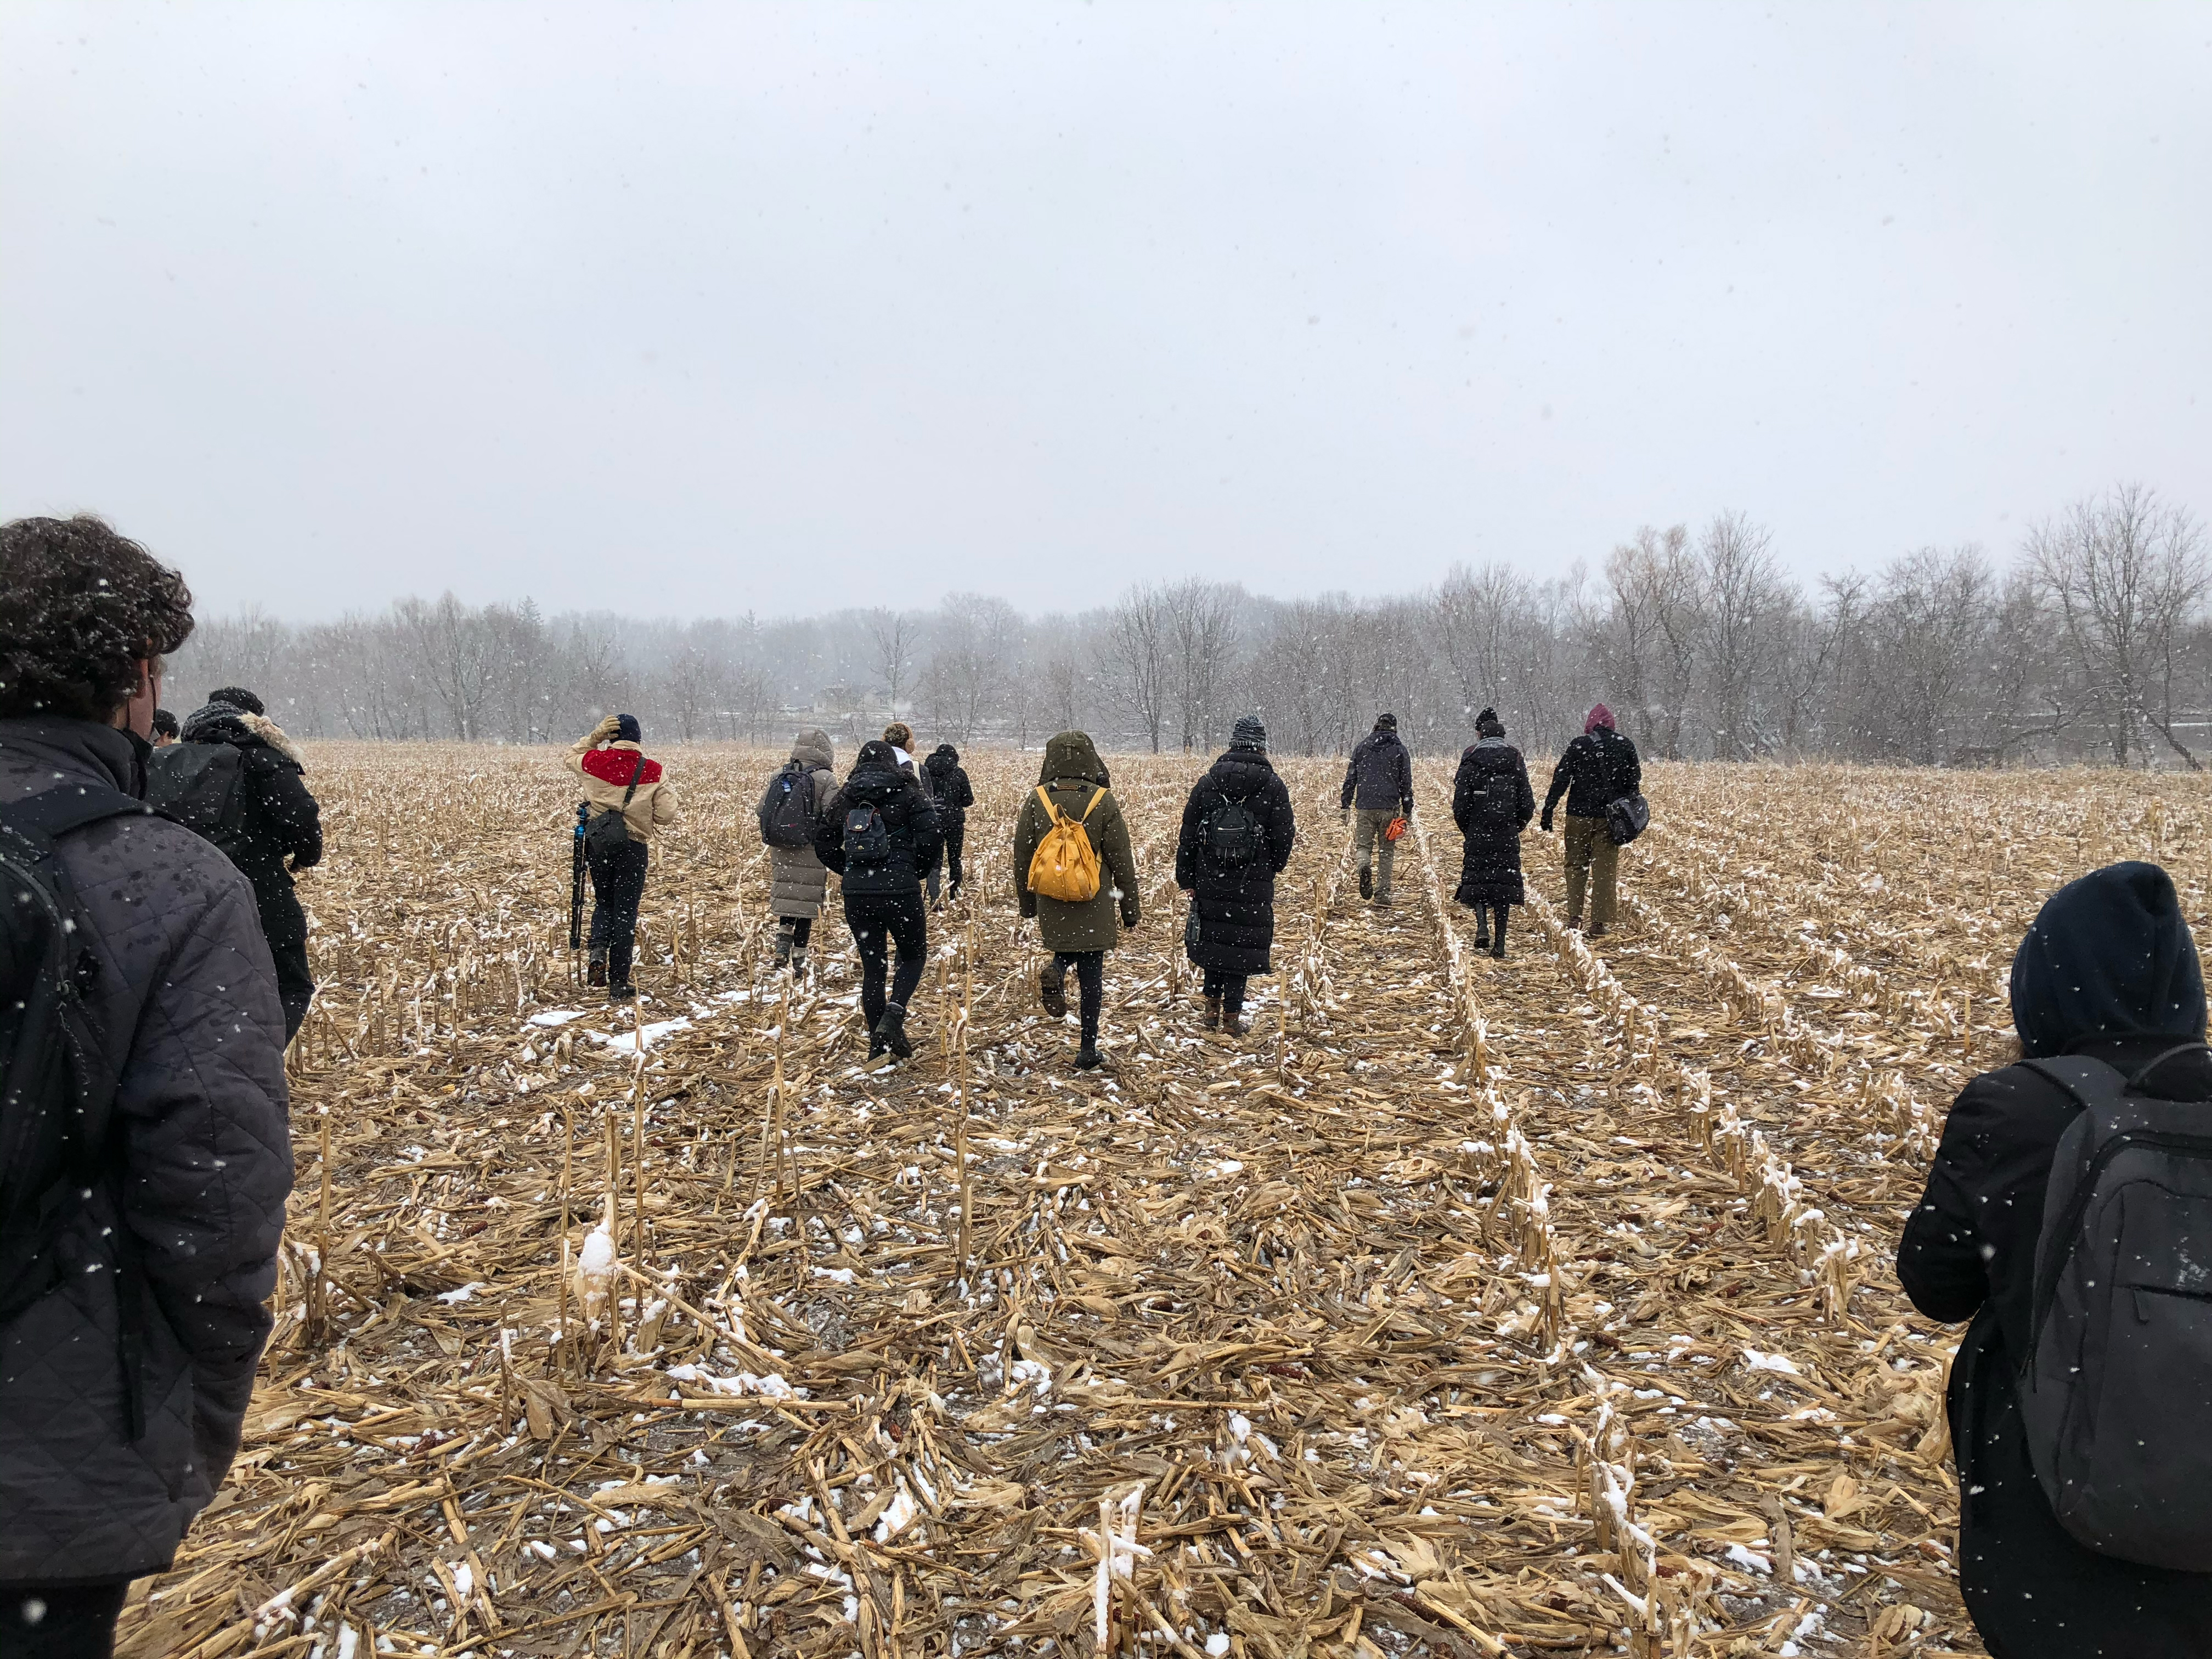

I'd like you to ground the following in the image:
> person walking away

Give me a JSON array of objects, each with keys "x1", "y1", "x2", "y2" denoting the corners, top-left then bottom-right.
[
  {"x1": 1013, "y1": 730, "x2": 1139, "y2": 1069},
  {"x1": 1451, "y1": 709, "x2": 1535, "y2": 959},
  {"x1": 1177, "y1": 715, "x2": 1296, "y2": 1034},
  {"x1": 883, "y1": 721, "x2": 944, "y2": 898},
  {"x1": 146, "y1": 685, "x2": 324, "y2": 1039},
  {"x1": 1340, "y1": 712, "x2": 1413, "y2": 907},
  {"x1": 1541, "y1": 703, "x2": 1641, "y2": 935},
  {"x1": 921, "y1": 743, "x2": 974, "y2": 906},
  {"x1": 0, "y1": 515, "x2": 292, "y2": 1657},
  {"x1": 567, "y1": 714, "x2": 679, "y2": 1001},
  {"x1": 815, "y1": 740, "x2": 940, "y2": 1058},
  {"x1": 760, "y1": 729, "x2": 836, "y2": 972},
  {"x1": 1898, "y1": 862, "x2": 2212, "y2": 1656},
  {"x1": 150, "y1": 708, "x2": 178, "y2": 746}
]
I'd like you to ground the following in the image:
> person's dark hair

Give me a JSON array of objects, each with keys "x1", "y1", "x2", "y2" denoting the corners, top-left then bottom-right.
[
  {"x1": 151, "y1": 708, "x2": 179, "y2": 740},
  {"x1": 206, "y1": 685, "x2": 266, "y2": 716},
  {"x1": 0, "y1": 515, "x2": 194, "y2": 721}
]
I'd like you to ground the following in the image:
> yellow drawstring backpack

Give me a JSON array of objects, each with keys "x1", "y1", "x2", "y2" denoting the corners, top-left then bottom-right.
[{"x1": 1027, "y1": 785, "x2": 1104, "y2": 902}]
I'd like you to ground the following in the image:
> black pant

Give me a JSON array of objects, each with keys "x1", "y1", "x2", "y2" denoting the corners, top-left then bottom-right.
[
  {"x1": 1201, "y1": 967, "x2": 1248, "y2": 1013},
  {"x1": 250, "y1": 872, "x2": 315, "y2": 1041},
  {"x1": 586, "y1": 839, "x2": 650, "y2": 985},
  {"x1": 927, "y1": 824, "x2": 966, "y2": 901},
  {"x1": 1470, "y1": 901, "x2": 1509, "y2": 946},
  {"x1": 1054, "y1": 950, "x2": 1104, "y2": 1039},
  {"x1": 1, "y1": 1583, "x2": 127, "y2": 1658},
  {"x1": 846, "y1": 891, "x2": 927, "y2": 1026},
  {"x1": 778, "y1": 916, "x2": 814, "y2": 949}
]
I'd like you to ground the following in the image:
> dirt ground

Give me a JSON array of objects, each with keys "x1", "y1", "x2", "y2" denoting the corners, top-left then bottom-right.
[{"x1": 110, "y1": 743, "x2": 2212, "y2": 1659}]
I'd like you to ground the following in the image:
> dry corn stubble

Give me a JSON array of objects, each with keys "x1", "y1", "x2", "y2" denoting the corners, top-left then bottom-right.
[{"x1": 123, "y1": 743, "x2": 2187, "y2": 1659}]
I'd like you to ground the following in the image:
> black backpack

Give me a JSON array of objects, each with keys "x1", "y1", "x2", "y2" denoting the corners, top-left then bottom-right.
[
  {"x1": 0, "y1": 785, "x2": 154, "y2": 1438},
  {"x1": 144, "y1": 742, "x2": 250, "y2": 859},
  {"x1": 843, "y1": 803, "x2": 892, "y2": 866},
  {"x1": 1201, "y1": 793, "x2": 1263, "y2": 867},
  {"x1": 758, "y1": 764, "x2": 816, "y2": 850},
  {"x1": 2012, "y1": 1047, "x2": 2212, "y2": 1571}
]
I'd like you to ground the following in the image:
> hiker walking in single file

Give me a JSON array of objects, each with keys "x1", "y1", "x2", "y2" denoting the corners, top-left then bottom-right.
[
  {"x1": 1177, "y1": 714, "x2": 1296, "y2": 1035},
  {"x1": 1451, "y1": 708, "x2": 1535, "y2": 959},
  {"x1": 568, "y1": 714, "x2": 680, "y2": 1001},
  {"x1": 1540, "y1": 703, "x2": 1641, "y2": 935},
  {"x1": 1013, "y1": 730, "x2": 1139, "y2": 1070},
  {"x1": 815, "y1": 740, "x2": 940, "y2": 1060}
]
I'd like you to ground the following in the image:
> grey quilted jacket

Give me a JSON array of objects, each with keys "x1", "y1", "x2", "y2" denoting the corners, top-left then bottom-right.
[
  {"x1": 768, "y1": 729, "x2": 838, "y2": 922},
  {"x1": 0, "y1": 719, "x2": 293, "y2": 1588}
]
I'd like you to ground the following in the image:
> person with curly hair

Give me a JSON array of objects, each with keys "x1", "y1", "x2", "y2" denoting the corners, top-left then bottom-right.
[{"x1": 0, "y1": 515, "x2": 293, "y2": 1658}]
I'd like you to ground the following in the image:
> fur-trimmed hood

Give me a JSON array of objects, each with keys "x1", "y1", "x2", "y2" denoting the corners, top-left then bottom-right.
[{"x1": 180, "y1": 703, "x2": 305, "y2": 769}]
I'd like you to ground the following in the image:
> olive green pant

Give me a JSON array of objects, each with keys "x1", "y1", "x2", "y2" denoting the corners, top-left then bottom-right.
[
  {"x1": 1563, "y1": 812, "x2": 1619, "y2": 926},
  {"x1": 1351, "y1": 808, "x2": 1398, "y2": 899}
]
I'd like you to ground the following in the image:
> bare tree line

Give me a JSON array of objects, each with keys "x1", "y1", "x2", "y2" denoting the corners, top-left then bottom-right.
[{"x1": 168, "y1": 484, "x2": 2210, "y2": 767}]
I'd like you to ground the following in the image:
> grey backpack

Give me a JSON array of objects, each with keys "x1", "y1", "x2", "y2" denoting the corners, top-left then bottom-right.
[{"x1": 2016, "y1": 1046, "x2": 2212, "y2": 1571}]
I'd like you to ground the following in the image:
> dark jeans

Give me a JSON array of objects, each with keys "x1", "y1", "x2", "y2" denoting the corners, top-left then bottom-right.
[
  {"x1": 846, "y1": 891, "x2": 927, "y2": 1025},
  {"x1": 586, "y1": 839, "x2": 650, "y2": 986},
  {"x1": 1201, "y1": 968, "x2": 1249, "y2": 1013},
  {"x1": 927, "y1": 825, "x2": 966, "y2": 901},
  {"x1": 1, "y1": 1583, "x2": 127, "y2": 1658},
  {"x1": 1053, "y1": 950, "x2": 1104, "y2": 1039}
]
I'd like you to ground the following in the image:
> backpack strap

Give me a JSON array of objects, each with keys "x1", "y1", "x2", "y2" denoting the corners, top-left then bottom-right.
[
  {"x1": 0, "y1": 784, "x2": 150, "y2": 844},
  {"x1": 2017, "y1": 1055, "x2": 2131, "y2": 1114},
  {"x1": 1035, "y1": 785, "x2": 1062, "y2": 826},
  {"x1": 1077, "y1": 788, "x2": 1104, "y2": 824}
]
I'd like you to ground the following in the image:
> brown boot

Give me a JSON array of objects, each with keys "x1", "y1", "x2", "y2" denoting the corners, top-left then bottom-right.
[
  {"x1": 1223, "y1": 1006, "x2": 1248, "y2": 1036},
  {"x1": 1039, "y1": 963, "x2": 1067, "y2": 1019},
  {"x1": 587, "y1": 955, "x2": 608, "y2": 988},
  {"x1": 1202, "y1": 995, "x2": 1221, "y2": 1031}
]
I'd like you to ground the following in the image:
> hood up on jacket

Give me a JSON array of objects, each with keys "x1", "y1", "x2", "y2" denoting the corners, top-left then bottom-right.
[
  {"x1": 1040, "y1": 730, "x2": 1108, "y2": 787},
  {"x1": 180, "y1": 702, "x2": 305, "y2": 767},
  {"x1": 788, "y1": 727, "x2": 834, "y2": 772},
  {"x1": 1584, "y1": 703, "x2": 1616, "y2": 734},
  {"x1": 923, "y1": 743, "x2": 961, "y2": 778},
  {"x1": 841, "y1": 738, "x2": 912, "y2": 802},
  {"x1": 2010, "y1": 861, "x2": 2207, "y2": 1059}
]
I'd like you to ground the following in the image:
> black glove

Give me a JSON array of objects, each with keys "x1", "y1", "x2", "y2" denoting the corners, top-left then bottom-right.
[{"x1": 1539, "y1": 812, "x2": 1554, "y2": 833}]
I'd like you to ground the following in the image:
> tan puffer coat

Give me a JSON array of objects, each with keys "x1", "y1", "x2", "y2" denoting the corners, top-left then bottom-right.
[{"x1": 768, "y1": 728, "x2": 838, "y2": 920}]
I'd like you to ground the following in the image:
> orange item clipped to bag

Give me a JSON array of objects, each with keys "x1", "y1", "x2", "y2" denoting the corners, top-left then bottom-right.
[
  {"x1": 1383, "y1": 815, "x2": 1408, "y2": 843},
  {"x1": 1028, "y1": 785, "x2": 1104, "y2": 902}
]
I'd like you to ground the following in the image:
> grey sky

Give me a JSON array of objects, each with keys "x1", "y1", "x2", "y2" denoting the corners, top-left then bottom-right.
[{"x1": 4, "y1": 3, "x2": 2207, "y2": 620}]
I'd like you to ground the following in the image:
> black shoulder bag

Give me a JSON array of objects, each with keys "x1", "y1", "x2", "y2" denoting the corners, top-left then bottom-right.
[{"x1": 584, "y1": 751, "x2": 646, "y2": 856}]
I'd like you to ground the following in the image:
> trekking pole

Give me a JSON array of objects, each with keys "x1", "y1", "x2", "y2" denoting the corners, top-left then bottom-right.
[{"x1": 569, "y1": 803, "x2": 588, "y2": 960}]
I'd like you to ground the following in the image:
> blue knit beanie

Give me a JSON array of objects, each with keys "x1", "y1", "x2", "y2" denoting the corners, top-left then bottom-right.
[{"x1": 614, "y1": 713, "x2": 641, "y2": 743}]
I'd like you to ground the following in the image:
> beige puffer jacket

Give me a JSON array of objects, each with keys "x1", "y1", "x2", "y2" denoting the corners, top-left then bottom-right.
[
  {"x1": 768, "y1": 728, "x2": 838, "y2": 919},
  {"x1": 567, "y1": 735, "x2": 681, "y2": 842}
]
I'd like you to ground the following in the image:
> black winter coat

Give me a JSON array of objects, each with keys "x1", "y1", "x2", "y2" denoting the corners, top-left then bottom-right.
[
  {"x1": 815, "y1": 746, "x2": 943, "y2": 898},
  {"x1": 1542, "y1": 727, "x2": 1640, "y2": 823},
  {"x1": 161, "y1": 705, "x2": 324, "y2": 884},
  {"x1": 1339, "y1": 730, "x2": 1414, "y2": 814},
  {"x1": 0, "y1": 720, "x2": 292, "y2": 1587},
  {"x1": 1450, "y1": 740, "x2": 1534, "y2": 907},
  {"x1": 1176, "y1": 749, "x2": 1295, "y2": 976},
  {"x1": 921, "y1": 746, "x2": 974, "y2": 827}
]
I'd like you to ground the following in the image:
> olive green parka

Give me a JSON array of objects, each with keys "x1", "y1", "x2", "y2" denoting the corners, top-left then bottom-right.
[{"x1": 1012, "y1": 731, "x2": 1140, "y2": 953}]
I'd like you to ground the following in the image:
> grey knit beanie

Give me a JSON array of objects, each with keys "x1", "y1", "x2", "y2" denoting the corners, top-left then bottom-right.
[{"x1": 1231, "y1": 713, "x2": 1268, "y2": 751}]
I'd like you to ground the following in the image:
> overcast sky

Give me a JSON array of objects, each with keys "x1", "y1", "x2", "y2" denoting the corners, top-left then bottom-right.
[{"x1": 4, "y1": 3, "x2": 2207, "y2": 621}]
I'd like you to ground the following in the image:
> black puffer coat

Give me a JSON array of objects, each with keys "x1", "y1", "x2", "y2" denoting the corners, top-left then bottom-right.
[
  {"x1": 0, "y1": 720, "x2": 292, "y2": 1588},
  {"x1": 921, "y1": 746, "x2": 974, "y2": 827},
  {"x1": 1542, "y1": 726, "x2": 1640, "y2": 823},
  {"x1": 1898, "y1": 864, "x2": 2212, "y2": 1656},
  {"x1": 1451, "y1": 739, "x2": 1535, "y2": 906},
  {"x1": 815, "y1": 741, "x2": 942, "y2": 897},
  {"x1": 1175, "y1": 748, "x2": 1295, "y2": 976}
]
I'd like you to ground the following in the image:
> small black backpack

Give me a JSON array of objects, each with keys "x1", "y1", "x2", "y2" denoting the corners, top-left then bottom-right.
[
  {"x1": 2013, "y1": 1046, "x2": 2212, "y2": 1571},
  {"x1": 0, "y1": 785, "x2": 154, "y2": 1438},
  {"x1": 584, "y1": 752, "x2": 647, "y2": 856},
  {"x1": 758, "y1": 765, "x2": 816, "y2": 850},
  {"x1": 1202, "y1": 794, "x2": 1263, "y2": 867},
  {"x1": 144, "y1": 742, "x2": 250, "y2": 858},
  {"x1": 843, "y1": 803, "x2": 892, "y2": 866}
]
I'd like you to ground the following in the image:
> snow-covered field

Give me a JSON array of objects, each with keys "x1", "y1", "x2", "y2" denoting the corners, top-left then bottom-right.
[{"x1": 114, "y1": 743, "x2": 2209, "y2": 1658}]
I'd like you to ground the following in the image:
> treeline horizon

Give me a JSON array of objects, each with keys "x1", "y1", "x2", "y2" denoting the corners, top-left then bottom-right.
[{"x1": 168, "y1": 482, "x2": 2211, "y2": 770}]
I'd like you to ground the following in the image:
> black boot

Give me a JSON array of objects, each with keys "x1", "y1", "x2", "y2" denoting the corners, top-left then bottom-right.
[
  {"x1": 1491, "y1": 906, "x2": 1509, "y2": 960},
  {"x1": 1039, "y1": 963, "x2": 1067, "y2": 1019},
  {"x1": 1075, "y1": 1014, "x2": 1102, "y2": 1069},
  {"x1": 608, "y1": 981, "x2": 636, "y2": 1003},
  {"x1": 1472, "y1": 917, "x2": 1491, "y2": 949},
  {"x1": 772, "y1": 929, "x2": 793, "y2": 969},
  {"x1": 1589, "y1": 921, "x2": 1609, "y2": 939},
  {"x1": 876, "y1": 1000, "x2": 913, "y2": 1059},
  {"x1": 1358, "y1": 865, "x2": 1373, "y2": 901}
]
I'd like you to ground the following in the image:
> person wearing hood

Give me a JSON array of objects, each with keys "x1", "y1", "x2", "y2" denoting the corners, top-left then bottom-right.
[
  {"x1": 1176, "y1": 714, "x2": 1296, "y2": 1035},
  {"x1": 921, "y1": 743, "x2": 974, "y2": 906},
  {"x1": 1541, "y1": 703, "x2": 1641, "y2": 935},
  {"x1": 147, "y1": 684, "x2": 325, "y2": 1037},
  {"x1": 816, "y1": 740, "x2": 941, "y2": 1059},
  {"x1": 1450, "y1": 709, "x2": 1536, "y2": 959},
  {"x1": 1898, "y1": 863, "x2": 2212, "y2": 1656},
  {"x1": 1339, "y1": 712, "x2": 1413, "y2": 907},
  {"x1": 1013, "y1": 731, "x2": 1140, "y2": 1069},
  {"x1": 567, "y1": 714, "x2": 680, "y2": 1001},
  {"x1": 766, "y1": 729, "x2": 838, "y2": 972},
  {"x1": 0, "y1": 514, "x2": 291, "y2": 1656}
]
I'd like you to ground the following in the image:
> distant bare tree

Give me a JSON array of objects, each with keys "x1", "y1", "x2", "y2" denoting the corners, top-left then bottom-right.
[
  {"x1": 922, "y1": 593, "x2": 1022, "y2": 741},
  {"x1": 1163, "y1": 578, "x2": 1243, "y2": 752},
  {"x1": 863, "y1": 609, "x2": 923, "y2": 715},
  {"x1": 2030, "y1": 484, "x2": 2210, "y2": 769},
  {"x1": 1102, "y1": 583, "x2": 1171, "y2": 752},
  {"x1": 1433, "y1": 563, "x2": 1527, "y2": 725},
  {"x1": 1698, "y1": 511, "x2": 1786, "y2": 758},
  {"x1": 396, "y1": 592, "x2": 498, "y2": 740}
]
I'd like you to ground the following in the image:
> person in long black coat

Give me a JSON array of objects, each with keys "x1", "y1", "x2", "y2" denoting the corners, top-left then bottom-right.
[
  {"x1": 1175, "y1": 714, "x2": 1295, "y2": 1035},
  {"x1": 1898, "y1": 861, "x2": 2212, "y2": 1657},
  {"x1": 1450, "y1": 708, "x2": 1535, "y2": 958}
]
